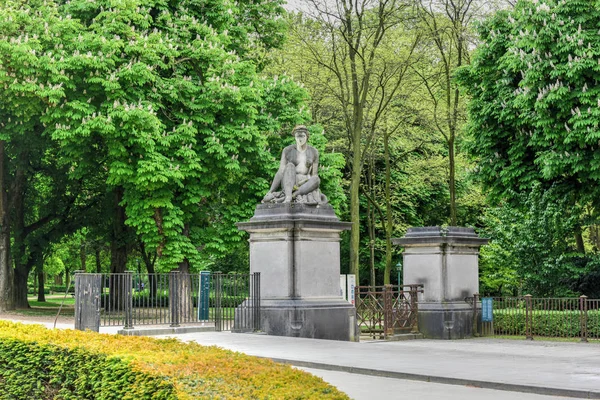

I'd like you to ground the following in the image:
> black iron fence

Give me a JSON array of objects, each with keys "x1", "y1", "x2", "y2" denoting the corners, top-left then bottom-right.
[
  {"x1": 355, "y1": 284, "x2": 423, "y2": 340},
  {"x1": 74, "y1": 272, "x2": 260, "y2": 332},
  {"x1": 473, "y1": 294, "x2": 600, "y2": 341}
]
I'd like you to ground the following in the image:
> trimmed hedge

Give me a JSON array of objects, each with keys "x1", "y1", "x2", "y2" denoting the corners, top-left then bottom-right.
[
  {"x1": 0, "y1": 321, "x2": 348, "y2": 399},
  {"x1": 493, "y1": 310, "x2": 600, "y2": 338}
]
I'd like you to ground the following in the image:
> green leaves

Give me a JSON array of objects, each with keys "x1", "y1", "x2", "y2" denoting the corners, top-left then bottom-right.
[{"x1": 458, "y1": 0, "x2": 600, "y2": 204}]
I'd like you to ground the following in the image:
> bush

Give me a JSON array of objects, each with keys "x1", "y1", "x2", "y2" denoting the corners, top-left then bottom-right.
[
  {"x1": 27, "y1": 288, "x2": 50, "y2": 295},
  {"x1": 49, "y1": 285, "x2": 75, "y2": 293},
  {"x1": 0, "y1": 321, "x2": 348, "y2": 399},
  {"x1": 493, "y1": 309, "x2": 600, "y2": 338}
]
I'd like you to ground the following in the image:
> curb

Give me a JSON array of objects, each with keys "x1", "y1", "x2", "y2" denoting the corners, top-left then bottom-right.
[
  {"x1": 118, "y1": 326, "x2": 215, "y2": 336},
  {"x1": 267, "y1": 358, "x2": 600, "y2": 399}
]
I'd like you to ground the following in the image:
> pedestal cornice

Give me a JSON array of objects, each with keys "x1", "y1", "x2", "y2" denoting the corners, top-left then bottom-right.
[
  {"x1": 392, "y1": 226, "x2": 489, "y2": 247},
  {"x1": 236, "y1": 203, "x2": 352, "y2": 232}
]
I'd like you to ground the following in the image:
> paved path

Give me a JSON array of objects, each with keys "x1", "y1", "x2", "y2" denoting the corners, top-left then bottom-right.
[
  {"x1": 4, "y1": 318, "x2": 599, "y2": 399},
  {"x1": 156, "y1": 332, "x2": 600, "y2": 399}
]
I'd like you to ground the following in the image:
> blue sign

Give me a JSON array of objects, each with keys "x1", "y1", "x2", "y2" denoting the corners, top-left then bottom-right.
[
  {"x1": 482, "y1": 297, "x2": 493, "y2": 322},
  {"x1": 198, "y1": 272, "x2": 211, "y2": 321}
]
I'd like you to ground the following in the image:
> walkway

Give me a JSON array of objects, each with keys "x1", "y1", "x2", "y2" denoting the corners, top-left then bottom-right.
[{"x1": 157, "y1": 332, "x2": 600, "y2": 399}]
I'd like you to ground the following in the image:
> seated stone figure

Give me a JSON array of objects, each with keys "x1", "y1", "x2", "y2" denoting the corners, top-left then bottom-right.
[{"x1": 262, "y1": 125, "x2": 328, "y2": 205}]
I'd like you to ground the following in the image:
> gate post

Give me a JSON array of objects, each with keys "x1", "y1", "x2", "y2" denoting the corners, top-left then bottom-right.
[
  {"x1": 383, "y1": 285, "x2": 393, "y2": 338},
  {"x1": 410, "y1": 285, "x2": 420, "y2": 333},
  {"x1": 252, "y1": 272, "x2": 261, "y2": 331},
  {"x1": 123, "y1": 271, "x2": 134, "y2": 330},
  {"x1": 214, "y1": 273, "x2": 223, "y2": 331},
  {"x1": 74, "y1": 271, "x2": 102, "y2": 332},
  {"x1": 473, "y1": 293, "x2": 480, "y2": 337},
  {"x1": 580, "y1": 295, "x2": 588, "y2": 343},
  {"x1": 525, "y1": 294, "x2": 533, "y2": 340},
  {"x1": 169, "y1": 271, "x2": 180, "y2": 327}
]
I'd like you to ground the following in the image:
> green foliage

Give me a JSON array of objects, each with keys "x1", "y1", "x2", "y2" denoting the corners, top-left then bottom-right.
[
  {"x1": 457, "y1": 0, "x2": 600, "y2": 204},
  {"x1": 479, "y1": 184, "x2": 585, "y2": 296},
  {"x1": 0, "y1": 339, "x2": 177, "y2": 399},
  {"x1": 0, "y1": 321, "x2": 349, "y2": 399},
  {"x1": 493, "y1": 309, "x2": 600, "y2": 338},
  {"x1": 0, "y1": 0, "x2": 324, "y2": 278}
]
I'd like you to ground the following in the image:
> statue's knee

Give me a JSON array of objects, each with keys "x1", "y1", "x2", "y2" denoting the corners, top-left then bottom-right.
[
  {"x1": 314, "y1": 176, "x2": 321, "y2": 185},
  {"x1": 286, "y1": 162, "x2": 295, "y2": 169}
]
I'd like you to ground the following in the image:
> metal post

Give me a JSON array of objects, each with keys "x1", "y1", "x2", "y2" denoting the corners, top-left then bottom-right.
[
  {"x1": 253, "y1": 272, "x2": 261, "y2": 331},
  {"x1": 169, "y1": 271, "x2": 180, "y2": 327},
  {"x1": 384, "y1": 284, "x2": 393, "y2": 338},
  {"x1": 580, "y1": 295, "x2": 588, "y2": 343},
  {"x1": 124, "y1": 272, "x2": 134, "y2": 329},
  {"x1": 410, "y1": 285, "x2": 419, "y2": 333},
  {"x1": 473, "y1": 293, "x2": 480, "y2": 337},
  {"x1": 214, "y1": 273, "x2": 222, "y2": 331},
  {"x1": 525, "y1": 294, "x2": 533, "y2": 340}
]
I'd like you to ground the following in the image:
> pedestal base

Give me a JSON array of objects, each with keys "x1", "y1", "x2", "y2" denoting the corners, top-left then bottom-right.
[
  {"x1": 260, "y1": 298, "x2": 358, "y2": 341},
  {"x1": 237, "y1": 203, "x2": 356, "y2": 341},
  {"x1": 418, "y1": 302, "x2": 473, "y2": 339}
]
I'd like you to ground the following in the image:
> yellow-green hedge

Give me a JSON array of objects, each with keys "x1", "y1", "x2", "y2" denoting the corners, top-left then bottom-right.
[{"x1": 0, "y1": 321, "x2": 349, "y2": 399}]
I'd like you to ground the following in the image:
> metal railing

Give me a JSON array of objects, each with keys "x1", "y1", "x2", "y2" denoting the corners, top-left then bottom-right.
[
  {"x1": 75, "y1": 272, "x2": 261, "y2": 332},
  {"x1": 355, "y1": 284, "x2": 423, "y2": 340},
  {"x1": 474, "y1": 294, "x2": 599, "y2": 341}
]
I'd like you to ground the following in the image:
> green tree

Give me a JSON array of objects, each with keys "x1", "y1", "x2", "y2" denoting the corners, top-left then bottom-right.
[
  {"x1": 456, "y1": 0, "x2": 600, "y2": 227},
  {"x1": 275, "y1": 4, "x2": 422, "y2": 283}
]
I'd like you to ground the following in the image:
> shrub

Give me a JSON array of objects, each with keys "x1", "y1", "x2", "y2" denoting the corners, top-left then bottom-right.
[
  {"x1": 49, "y1": 285, "x2": 75, "y2": 293},
  {"x1": 493, "y1": 309, "x2": 600, "y2": 338},
  {"x1": 0, "y1": 321, "x2": 348, "y2": 399}
]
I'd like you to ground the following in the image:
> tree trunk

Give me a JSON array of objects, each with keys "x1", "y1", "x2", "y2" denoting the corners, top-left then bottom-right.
[
  {"x1": 110, "y1": 187, "x2": 128, "y2": 310},
  {"x1": 383, "y1": 133, "x2": 393, "y2": 284},
  {"x1": 175, "y1": 225, "x2": 194, "y2": 321},
  {"x1": 575, "y1": 228, "x2": 585, "y2": 254},
  {"x1": 349, "y1": 127, "x2": 363, "y2": 283},
  {"x1": 13, "y1": 266, "x2": 29, "y2": 309},
  {"x1": 448, "y1": 134, "x2": 457, "y2": 226},
  {"x1": 140, "y1": 241, "x2": 157, "y2": 299},
  {"x1": 110, "y1": 187, "x2": 128, "y2": 274},
  {"x1": 12, "y1": 161, "x2": 29, "y2": 309},
  {"x1": 95, "y1": 248, "x2": 102, "y2": 273},
  {"x1": 80, "y1": 241, "x2": 87, "y2": 272},
  {"x1": 0, "y1": 140, "x2": 12, "y2": 311},
  {"x1": 37, "y1": 259, "x2": 45, "y2": 303}
]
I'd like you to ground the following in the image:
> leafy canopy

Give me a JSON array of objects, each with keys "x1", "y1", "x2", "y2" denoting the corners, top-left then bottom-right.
[{"x1": 457, "y1": 0, "x2": 600, "y2": 204}]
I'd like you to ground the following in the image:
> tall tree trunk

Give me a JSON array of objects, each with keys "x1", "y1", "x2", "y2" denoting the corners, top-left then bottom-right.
[
  {"x1": 95, "y1": 248, "x2": 102, "y2": 273},
  {"x1": 110, "y1": 187, "x2": 128, "y2": 310},
  {"x1": 349, "y1": 131, "x2": 362, "y2": 283},
  {"x1": 383, "y1": 133, "x2": 393, "y2": 284},
  {"x1": 80, "y1": 241, "x2": 87, "y2": 272},
  {"x1": 0, "y1": 140, "x2": 12, "y2": 311},
  {"x1": 110, "y1": 187, "x2": 127, "y2": 274},
  {"x1": 448, "y1": 134, "x2": 457, "y2": 225},
  {"x1": 12, "y1": 161, "x2": 29, "y2": 309},
  {"x1": 175, "y1": 225, "x2": 194, "y2": 321},
  {"x1": 140, "y1": 240, "x2": 157, "y2": 299},
  {"x1": 37, "y1": 258, "x2": 45, "y2": 303},
  {"x1": 575, "y1": 228, "x2": 585, "y2": 254}
]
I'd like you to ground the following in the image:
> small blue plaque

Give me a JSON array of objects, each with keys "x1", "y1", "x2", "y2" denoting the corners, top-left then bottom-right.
[{"x1": 482, "y1": 297, "x2": 493, "y2": 322}]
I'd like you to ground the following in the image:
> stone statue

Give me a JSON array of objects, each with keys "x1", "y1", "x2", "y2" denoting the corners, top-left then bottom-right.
[{"x1": 262, "y1": 125, "x2": 328, "y2": 205}]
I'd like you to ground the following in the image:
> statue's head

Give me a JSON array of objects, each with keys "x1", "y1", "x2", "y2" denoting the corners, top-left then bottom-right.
[{"x1": 292, "y1": 125, "x2": 309, "y2": 139}]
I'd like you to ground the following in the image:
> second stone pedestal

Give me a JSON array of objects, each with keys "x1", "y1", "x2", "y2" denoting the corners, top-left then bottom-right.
[
  {"x1": 237, "y1": 203, "x2": 357, "y2": 341},
  {"x1": 393, "y1": 227, "x2": 488, "y2": 339}
]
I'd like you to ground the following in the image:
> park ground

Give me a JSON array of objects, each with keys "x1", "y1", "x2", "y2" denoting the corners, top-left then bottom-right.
[{"x1": 2, "y1": 301, "x2": 599, "y2": 400}]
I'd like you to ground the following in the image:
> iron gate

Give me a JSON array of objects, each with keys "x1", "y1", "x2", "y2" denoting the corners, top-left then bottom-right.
[
  {"x1": 74, "y1": 272, "x2": 261, "y2": 332},
  {"x1": 355, "y1": 284, "x2": 423, "y2": 339}
]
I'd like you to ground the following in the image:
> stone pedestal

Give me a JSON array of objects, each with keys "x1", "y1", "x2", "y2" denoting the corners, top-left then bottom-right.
[
  {"x1": 237, "y1": 203, "x2": 357, "y2": 341},
  {"x1": 392, "y1": 227, "x2": 488, "y2": 339}
]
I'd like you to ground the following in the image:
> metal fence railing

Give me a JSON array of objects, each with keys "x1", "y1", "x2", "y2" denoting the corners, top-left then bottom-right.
[
  {"x1": 473, "y1": 294, "x2": 600, "y2": 341},
  {"x1": 74, "y1": 272, "x2": 261, "y2": 332},
  {"x1": 355, "y1": 284, "x2": 423, "y2": 340}
]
